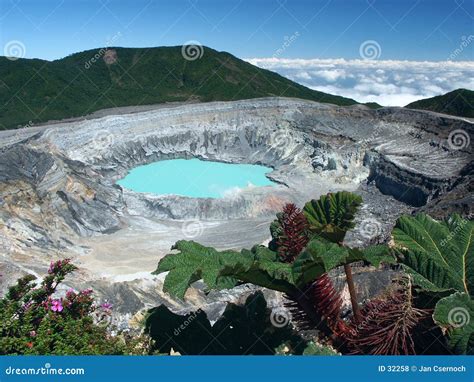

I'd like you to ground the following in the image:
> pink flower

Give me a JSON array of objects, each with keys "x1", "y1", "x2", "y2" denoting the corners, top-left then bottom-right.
[
  {"x1": 101, "y1": 302, "x2": 113, "y2": 310},
  {"x1": 80, "y1": 289, "x2": 93, "y2": 296},
  {"x1": 50, "y1": 299, "x2": 63, "y2": 312},
  {"x1": 29, "y1": 330, "x2": 36, "y2": 337}
]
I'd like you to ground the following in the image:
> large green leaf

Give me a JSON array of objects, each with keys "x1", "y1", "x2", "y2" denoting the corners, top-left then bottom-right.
[
  {"x1": 154, "y1": 241, "x2": 296, "y2": 299},
  {"x1": 348, "y1": 245, "x2": 396, "y2": 267},
  {"x1": 303, "y1": 191, "x2": 362, "y2": 243},
  {"x1": 237, "y1": 246, "x2": 297, "y2": 292},
  {"x1": 154, "y1": 241, "x2": 243, "y2": 299},
  {"x1": 292, "y1": 239, "x2": 350, "y2": 285},
  {"x1": 292, "y1": 238, "x2": 393, "y2": 285},
  {"x1": 433, "y1": 292, "x2": 474, "y2": 355},
  {"x1": 392, "y1": 214, "x2": 473, "y2": 297}
]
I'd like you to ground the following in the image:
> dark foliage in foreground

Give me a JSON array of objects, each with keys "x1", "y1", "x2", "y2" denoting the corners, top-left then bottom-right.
[
  {"x1": 155, "y1": 191, "x2": 473, "y2": 355},
  {"x1": 146, "y1": 292, "x2": 308, "y2": 355}
]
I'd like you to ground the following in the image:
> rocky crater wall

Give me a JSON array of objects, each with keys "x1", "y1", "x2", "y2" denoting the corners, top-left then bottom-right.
[{"x1": 1, "y1": 98, "x2": 472, "y2": 241}]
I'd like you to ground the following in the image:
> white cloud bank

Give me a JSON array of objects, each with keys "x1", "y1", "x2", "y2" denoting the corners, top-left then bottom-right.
[{"x1": 245, "y1": 58, "x2": 474, "y2": 106}]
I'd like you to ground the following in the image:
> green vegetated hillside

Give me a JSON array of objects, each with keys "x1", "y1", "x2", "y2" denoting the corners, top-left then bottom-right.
[
  {"x1": 0, "y1": 46, "x2": 375, "y2": 130},
  {"x1": 405, "y1": 88, "x2": 474, "y2": 118}
]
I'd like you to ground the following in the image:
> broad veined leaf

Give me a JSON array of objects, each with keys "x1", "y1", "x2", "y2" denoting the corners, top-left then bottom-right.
[
  {"x1": 292, "y1": 238, "x2": 351, "y2": 285},
  {"x1": 303, "y1": 191, "x2": 362, "y2": 243},
  {"x1": 292, "y1": 239, "x2": 394, "y2": 286},
  {"x1": 348, "y1": 245, "x2": 396, "y2": 267},
  {"x1": 392, "y1": 214, "x2": 473, "y2": 297},
  {"x1": 154, "y1": 241, "x2": 296, "y2": 299},
  {"x1": 154, "y1": 240, "x2": 246, "y2": 299},
  {"x1": 433, "y1": 292, "x2": 474, "y2": 355},
  {"x1": 237, "y1": 246, "x2": 297, "y2": 292}
]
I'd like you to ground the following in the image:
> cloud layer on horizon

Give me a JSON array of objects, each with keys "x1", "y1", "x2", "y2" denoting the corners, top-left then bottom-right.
[{"x1": 245, "y1": 58, "x2": 474, "y2": 106}]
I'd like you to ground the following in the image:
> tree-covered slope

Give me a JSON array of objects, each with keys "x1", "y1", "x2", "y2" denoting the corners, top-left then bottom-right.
[
  {"x1": 0, "y1": 46, "x2": 365, "y2": 130},
  {"x1": 405, "y1": 89, "x2": 474, "y2": 118}
]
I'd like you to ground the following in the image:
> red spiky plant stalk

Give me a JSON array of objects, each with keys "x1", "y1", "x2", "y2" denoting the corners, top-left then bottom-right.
[
  {"x1": 277, "y1": 203, "x2": 346, "y2": 339},
  {"x1": 312, "y1": 274, "x2": 348, "y2": 334},
  {"x1": 343, "y1": 277, "x2": 429, "y2": 355},
  {"x1": 277, "y1": 203, "x2": 309, "y2": 263},
  {"x1": 276, "y1": 204, "x2": 428, "y2": 355}
]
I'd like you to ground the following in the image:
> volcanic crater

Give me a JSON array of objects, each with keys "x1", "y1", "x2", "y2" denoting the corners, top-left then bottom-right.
[{"x1": 0, "y1": 97, "x2": 472, "y2": 321}]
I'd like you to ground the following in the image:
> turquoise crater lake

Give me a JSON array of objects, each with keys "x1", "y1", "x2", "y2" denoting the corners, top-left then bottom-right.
[{"x1": 117, "y1": 158, "x2": 276, "y2": 198}]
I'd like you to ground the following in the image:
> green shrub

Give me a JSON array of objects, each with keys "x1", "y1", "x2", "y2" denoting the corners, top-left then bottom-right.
[{"x1": 0, "y1": 259, "x2": 150, "y2": 355}]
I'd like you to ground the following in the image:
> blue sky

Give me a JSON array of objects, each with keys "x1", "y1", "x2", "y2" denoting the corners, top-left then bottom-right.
[
  {"x1": 1, "y1": 0, "x2": 473, "y2": 106},
  {"x1": 0, "y1": 0, "x2": 473, "y2": 61}
]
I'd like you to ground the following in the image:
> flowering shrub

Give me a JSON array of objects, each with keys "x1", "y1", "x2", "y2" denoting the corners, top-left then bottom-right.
[{"x1": 0, "y1": 259, "x2": 150, "y2": 355}]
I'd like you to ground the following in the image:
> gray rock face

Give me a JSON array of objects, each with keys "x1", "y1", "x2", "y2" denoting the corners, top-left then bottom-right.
[{"x1": 0, "y1": 97, "x2": 472, "y2": 319}]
